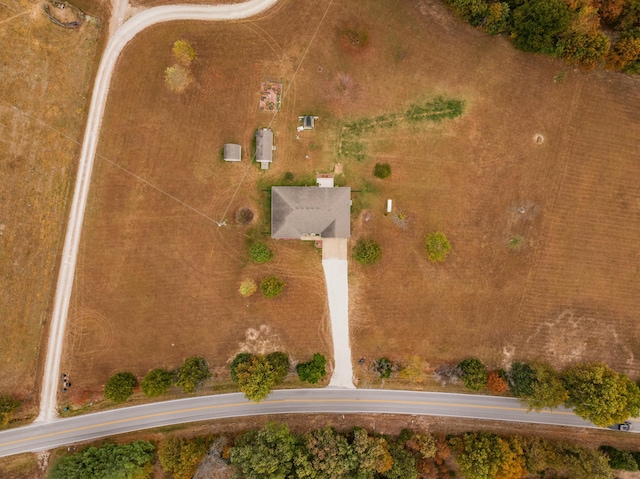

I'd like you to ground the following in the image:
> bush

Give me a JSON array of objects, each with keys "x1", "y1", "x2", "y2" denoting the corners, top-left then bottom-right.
[
  {"x1": 249, "y1": 242, "x2": 274, "y2": 263},
  {"x1": 457, "y1": 358, "x2": 487, "y2": 391},
  {"x1": 239, "y1": 278, "x2": 258, "y2": 297},
  {"x1": 486, "y1": 370, "x2": 509, "y2": 394},
  {"x1": 159, "y1": 435, "x2": 214, "y2": 479},
  {"x1": 175, "y1": 356, "x2": 210, "y2": 393},
  {"x1": 600, "y1": 446, "x2": 639, "y2": 471},
  {"x1": 172, "y1": 39, "x2": 196, "y2": 65},
  {"x1": 374, "y1": 163, "x2": 392, "y2": 179},
  {"x1": 141, "y1": 368, "x2": 173, "y2": 398},
  {"x1": 425, "y1": 232, "x2": 451, "y2": 263},
  {"x1": 0, "y1": 395, "x2": 21, "y2": 426},
  {"x1": 266, "y1": 352, "x2": 290, "y2": 384},
  {"x1": 236, "y1": 355, "x2": 277, "y2": 402},
  {"x1": 164, "y1": 64, "x2": 192, "y2": 92},
  {"x1": 104, "y1": 372, "x2": 137, "y2": 403},
  {"x1": 231, "y1": 353, "x2": 253, "y2": 383},
  {"x1": 353, "y1": 238, "x2": 382, "y2": 265},
  {"x1": 297, "y1": 353, "x2": 327, "y2": 384},
  {"x1": 260, "y1": 276, "x2": 285, "y2": 298},
  {"x1": 509, "y1": 361, "x2": 535, "y2": 397},
  {"x1": 374, "y1": 358, "x2": 393, "y2": 378}
]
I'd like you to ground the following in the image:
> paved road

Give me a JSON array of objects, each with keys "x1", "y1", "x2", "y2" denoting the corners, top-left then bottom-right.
[
  {"x1": 6, "y1": 389, "x2": 635, "y2": 458},
  {"x1": 37, "y1": 0, "x2": 280, "y2": 423}
]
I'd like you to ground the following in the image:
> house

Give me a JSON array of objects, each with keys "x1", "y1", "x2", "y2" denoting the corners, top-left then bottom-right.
[
  {"x1": 255, "y1": 128, "x2": 274, "y2": 170},
  {"x1": 271, "y1": 186, "x2": 351, "y2": 239},
  {"x1": 223, "y1": 143, "x2": 241, "y2": 162}
]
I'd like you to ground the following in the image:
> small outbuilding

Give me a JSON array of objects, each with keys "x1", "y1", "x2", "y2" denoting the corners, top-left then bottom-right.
[
  {"x1": 316, "y1": 173, "x2": 334, "y2": 188},
  {"x1": 255, "y1": 128, "x2": 274, "y2": 170},
  {"x1": 224, "y1": 143, "x2": 242, "y2": 162},
  {"x1": 299, "y1": 115, "x2": 318, "y2": 130}
]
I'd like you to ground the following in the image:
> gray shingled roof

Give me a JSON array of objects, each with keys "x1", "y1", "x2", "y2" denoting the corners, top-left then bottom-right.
[
  {"x1": 255, "y1": 129, "x2": 273, "y2": 163},
  {"x1": 271, "y1": 187, "x2": 351, "y2": 239},
  {"x1": 224, "y1": 143, "x2": 241, "y2": 161}
]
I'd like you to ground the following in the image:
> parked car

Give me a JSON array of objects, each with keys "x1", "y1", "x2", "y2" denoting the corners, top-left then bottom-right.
[{"x1": 607, "y1": 421, "x2": 632, "y2": 432}]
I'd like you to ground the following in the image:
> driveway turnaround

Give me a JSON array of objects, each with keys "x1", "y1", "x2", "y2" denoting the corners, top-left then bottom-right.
[
  {"x1": 1, "y1": 389, "x2": 630, "y2": 458},
  {"x1": 321, "y1": 238, "x2": 355, "y2": 388},
  {"x1": 37, "y1": 0, "x2": 280, "y2": 423}
]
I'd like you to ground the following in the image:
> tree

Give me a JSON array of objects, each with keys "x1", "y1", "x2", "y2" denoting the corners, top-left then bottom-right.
[
  {"x1": 141, "y1": 368, "x2": 173, "y2": 398},
  {"x1": 260, "y1": 276, "x2": 285, "y2": 299},
  {"x1": 406, "y1": 433, "x2": 437, "y2": 459},
  {"x1": 266, "y1": 351, "x2": 290, "y2": 384},
  {"x1": 158, "y1": 435, "x2": 214, "y2": 479},
  {"x1": 351, "y1": 427, "x2": 393, "y2": 476},
  {"x1": 509, "y1": 361, "x2": 535, "y2": 397},
  {"x1": 48, "y1": 441, "x2": 155, "y2": 479},
  {"x1": 519, "y1": 362, "x2": 568, "y2": 411},
  {"x1": 353, "y1": 238, "x2": 382, "y2": 265},
  {"x1": 239, "y1": 278, "x2": 258, "y2": 297},
  {"x1": 449, "y1": 0, "x2": 490, "y2": 25},
  {"x1": 374, "y1": 358, "x2": 393, "y2": 378},
  {"x1": 563, "y1": 363, "x2": 640, "y2": 427},
  {"x1": 297, "y1": 353, "x2": 327, "y2": 384},
  {"x1": 483, "y1": 2, "x2": 511, "y2": 34},
  {"x1": 486, "y1": 370, "x2": 509, "y2": 394},
  {"x1": 606, "y1": 36, "x2": 640, "y2": 71},
  {"x1": 512, "y1": 0, "x2": 572, "y2": 55},
  {"x1": 249, "y1": 242, "x2": 274, "y2": 263},
  {"x1": 600, "y1": 446, "x2": 639, "y2": 471},
  {"x1": 172, "y1": 39, "x2": 196, "y2": 65},
  {"x1": 560, "y1": 30, "x2": 610, "y2": 68},
  {"x1": 424, "y1": 232, "x2": 451, "y2": 263},
  {"x1": 230, "y1": 353, "x2": 252, "y2": 383},
  {"x1": 164, "y1": 64, "x2": 192, "y2": 93},
  {"x1": 374, "y1": 163, "x2": 392, "y2": 179},
  {"x1": 104, "y1": 372, "x2": 137, "y2": 403},
  {"x1": 236, "y1": 355, "x2": 277, "y2": 402},
  {"x1": 383, "y1": 441, "x2": 418, "y2": 479},
  {"x1": 175, "y1": 356, "x2": 210, "y2": 393},
  {"x1": 458, "y1": 358, "x2": 487, "y2": 390},
  {"x1": 302, "y1": 426, "x2": 358, "y2": 477},
  {"x1": 0, "y1": 395, "x2": 21, "y2": 427},
  {"x1": 229, "y1": 422, "x2": 298, "y2": 479},
  {"x1": 455, "y1": 432, "x2": 525, "y2": 479}
]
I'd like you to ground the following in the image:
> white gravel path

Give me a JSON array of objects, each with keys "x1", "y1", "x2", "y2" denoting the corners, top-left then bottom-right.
[
  {"x1": 322, "y1": 239, "x2": 355, "y2": 388},
  {"x1": 36, "y1": 0, "x2": 280, "y2": 423}
]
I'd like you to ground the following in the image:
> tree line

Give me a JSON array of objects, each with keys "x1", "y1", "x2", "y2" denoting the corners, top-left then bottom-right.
[{"x1": 445, "y1": 0, "x2": 640, "y2": 72}]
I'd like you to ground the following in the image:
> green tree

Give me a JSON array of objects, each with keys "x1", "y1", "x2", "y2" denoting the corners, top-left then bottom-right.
[
  {"x1": 553, "y1": 442, "x2": 613, "y2": 479},
  {"x1": 266, "y1": 351, "x2": 290, "y2": 384},
  {"x1": 374, "y1": 163, "x2": 392, "y2": 179},
  {"x1": 104, "y1": 372, "x2": 137, "y2": 403},
  {"x1": 229, "y1": 422, "x2": 298, "y2": 479},
  {"x1": 600, "y1": 446, "x2": 639, "y2": 471},
  {"x1": 458, "y1": 358, "x2": 488, "y2": 390},
  {"x1": 562, "y1": 362, "x2": 640, "y2": 427},
  {"x1": 175, "y1": 356, "x2": 210, "y2": 393},
  {"x1": 351, "y1": 427, "x2": 393, "y2": 476},
  {"x1": 353, "y1": 238, "x2": 382, "y2": 266},
  {"x1": 455, "y1": 432, "x2": 525, "y2": 479},
  {"x1": 0, "y1": 395, "x2": 21, "y2": 427},
  {"x1": 297, "y1": 353, "x2": 327, "y2": 384},
  {"x1": 158, "y1": 435, "x2": 214, "y2": 479},
  {"x1": 141, "y1": 368, "x2": 173, "y2": 398},
  {"x1": 560, "y1": 30, "x2": 610, "y2": 68},
  {"x1": 302, "y1": 426, "x2": 358, "y2": 477},
  {"x1": 512, "y1": 0, "x2": 572, "y2": 55},
  {"x1": 260, "y1": 276, "x2": 285, "y2": 298},
  {"x1": 47, "y1": 441, "x2": 155, "y2": 479},
  {"x1": 450, "y1": 0, "x2": 490, "y2": 25},
  {"x1": 249, "y1": 242, "x2": 274, "y2": 263},
  {"x1": 483, "y1": 2, "x2": 511, "y2": 34},
  {"x1": 383, "y1": 441, "x2": 418, "y2": 479},
  {"x1": 230, "y1": 353, "x2": 252, "y2": 383},
  {"x1": 236, "y1": 355, "x2": 277, "y2": 402},
  {"x1": 519, "y1": 362, "x2": 568, "y2": 411},
  {"x1": 509, "y1": 361, "x2": 535, "y2": 397},
  {"x1": 424, "y1": 232, "x2": 451, "y2": 263}
]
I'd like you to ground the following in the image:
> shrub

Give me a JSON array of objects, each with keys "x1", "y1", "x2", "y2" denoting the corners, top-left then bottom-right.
[
  {"x1": 159, "y1": 435, "x2": 214, "y2": 479},
  {"x1": 141, "y1": 368, "x2": 173, "y2": 398},
  {"x1": 104, "y1": 372, "x2": 137, "y2": 403},
  {"x1": 374, "y1": 163, "x2": 392, "y2": 179},
  {"x1": 297, "y1": 353, "x2": 327, "y2": 384},
  {"x1": 164, "y1": 64, "x2": 192, "y2": 92},
  {"x1": 236, "y1": 207, "x2": 254, "y2": 225},
  {"x1": 175, "y1": 356, "x2": 210, "y2": 393},
  {"x1": 266, "y1": 351, "x2": 290, "y2": 384},
  {"x1": 236, "y1": 355, "x2": 277, "y2": 402},
  {"x1": 600, "y1": 446, "x2": 639, "y2": 471},
  {"x1": 239, "y1": 278, "x2": 258, "y2": 297},
  {"x1": 374, "y1": 358, "x2": 393, "y2": 378},
  {"x1": 353, "y1": 238, "x2": 382, "y2": 265},
  {"x1": 425, "y1": 232, "x2": 451, "y2": 263},
  {"x1": 230, "y1": 353, "x2": 253, "y2": 383},
  {"x1": 509, "y1": 362, "x2": 536, "y2": 396},
  {"x1": 486, "y1": 370, "x2": 509, "y2": 394},
  {"x1": 457, "y1": 358, "x2": 488, "y2": 391},
  {"x1": 249, "y1": 242, "x2": 274, "y2": 263},
  {"x1": 0, "y1": 395, "x2": 21, "y2": 426},
  {"x1": 260, "y1": 276, "x2": 285, "y2": 298}
]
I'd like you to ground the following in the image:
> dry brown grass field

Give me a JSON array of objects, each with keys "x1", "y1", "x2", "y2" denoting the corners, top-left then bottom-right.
[
  {"x1": 0, "y1": 0, "x2": 101, "y2": 413},
  {"x1": 49, "y1": 0, "x2": 640, "y2": 404}
]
